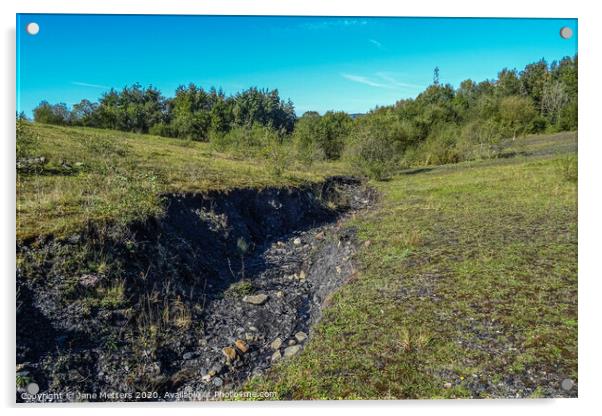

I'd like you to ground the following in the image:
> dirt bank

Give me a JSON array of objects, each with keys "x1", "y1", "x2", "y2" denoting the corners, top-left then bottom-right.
[{"x1": 16, "y1": 176, "x2": 375, "y2": 402}]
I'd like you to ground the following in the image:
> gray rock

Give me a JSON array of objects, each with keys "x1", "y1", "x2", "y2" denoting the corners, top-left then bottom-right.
[
  {"x1": 270, "y1": 337, "x2": 282, "y2": 350},
  {"x1": 293, "y1": 237, "x2": 302, "y2": 246},
  {"x1": 209, "y1": 363, "x2": 223, "y2": 376},
  {"x1": 67, "y1": 234, "x2": 81, "y2": 244},
  {"x1": 242, "y1": 294, "x2": 269, "y2": 305},
  {"x1": 271, "y1": 350, "x2": 282, "y2": 362},
  {"x1": 212, "y1": 377, "x2": 223, "y2": 387},
  {"x1": 294, "y1": 331, "x2": 308, "y2": 343},
  {"x1": 284, "y1": 345, "x2": 302, "y2": 358},
  {"x1": 78, "y1": 274, "x2": 100, "y2": 288},
  {"x1": 68, "y1": 369, "x2": 81, "y2": 381}
]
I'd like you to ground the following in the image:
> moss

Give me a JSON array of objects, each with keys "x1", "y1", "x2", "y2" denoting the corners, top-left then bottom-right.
[{"x1": 224, "y1": 280, "x2": 255, "y2": 299}]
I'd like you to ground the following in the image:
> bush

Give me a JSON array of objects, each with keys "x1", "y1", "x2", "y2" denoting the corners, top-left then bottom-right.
[
  {"x1": 293, "y1": 112, "x2": 324, "y2": 163},
  {"x1": 559, "y1": 100, "x2": 578, "y2": 131},
  {"x1": 498, "y1": 95, "x2": 537, "y2": 139},
  {"x1": 459, "y1": 119, "x2": 504, "y2": 160},
  {"x1": 260, "y1": 139, "x2": 291, "y2": 177},
  {"x1": 529, "y1": 116, "x2": 549, "y2": 134},
  {"x1": 412, "y1": 126, "x2": 462, "y2": 166},
  {"x1": 344, "y1": 111, "x2": 409, "y2": 180},
  {"x1": 210, "y1": 124, "x2": 278, "y2": 155},
  {"x1": 149, "y1": 122, "x2": 173, "y2": 137},
  {"x1": 293, "y1": 111, "x2": 352, "y2": 163},
  {"x1": 210, "y1": 124, "x2": 290, "y2": 176},
  {"x1": 16, "y1": 118, "x2": 38, "y2": 160}
]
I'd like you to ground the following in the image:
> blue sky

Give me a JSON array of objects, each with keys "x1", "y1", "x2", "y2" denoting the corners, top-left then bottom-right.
[{"x1": 16, "y1": 14, "x2": 577, "y2": 116}]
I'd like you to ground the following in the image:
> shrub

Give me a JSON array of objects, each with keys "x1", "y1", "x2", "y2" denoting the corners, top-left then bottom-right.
[
  {"x1": 459, "y1": 119, "x2": 504, "y2": 160},
  {"x1": 293, "y1": 111, "x2": 352, "y2": 163},
  {"x1": 16, "y1": 118, "x2": 38, "y2": 160},
  {"x1": 529, "y1": 116, "x2": 549, "y2": 134},
  {"x1": 260, "y1": 140, "x2": 290, "y2": 177},
  {"x1": 293, "y1": 112, "x2": 324, "y2": 163},
  {"x1": 498, "y1": 95, "x2": 537, "y2": 139},
  {"x1": 149, "y1": 122, "x2": 173, "y2": 137},
  {"x1": 210, "y1": 124, "x2": 291, "y2": 176},
  {"x1": 344, "y1": 111, "x2": 409, "y2": 180},
  {"x1": 413, "y1": 126, "x2": 462, "y2": 166},
  {"x1": 558, "y1": 100, "x2": 578, "y2": 131},
  {"x1": 210, "y1": 124, "x2": 278, "y2": 155}
]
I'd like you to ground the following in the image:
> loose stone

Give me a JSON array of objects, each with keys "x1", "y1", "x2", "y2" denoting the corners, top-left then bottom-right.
[
  {"x1": 284, "y1": 345, "x2": 302, "y2": 358},
  {"x1": 270, "y1": 337, "x2": 283, "y2": 350},
  {"x1": 222, "y1": 347, "x2": 237, "y2": 362},
  {"x1": 242, "y1": 294, "x2": 269, "y2": 305},
  {"x1": 235, "y1": 339, "x2": 249, "y2": 353},
  {"x1": 294, "y1": 331, "x2": 308, "y2": 343}
]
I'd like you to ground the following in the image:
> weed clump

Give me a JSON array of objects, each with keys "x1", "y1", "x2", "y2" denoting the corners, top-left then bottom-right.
[
  {"x1": 555, "y1": 154, "x2": 577, "y2": 182},
  {"x1": 224, "y1": 280, "x2": 254, "y2": 299}
]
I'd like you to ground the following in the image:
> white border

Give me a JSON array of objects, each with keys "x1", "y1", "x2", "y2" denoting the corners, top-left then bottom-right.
[{"x1": 2, "y1": 1, "x2": 600, "y2": 415}]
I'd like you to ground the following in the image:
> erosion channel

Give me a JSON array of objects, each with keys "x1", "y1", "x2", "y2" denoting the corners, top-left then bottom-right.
[{"x1": 16, "y1": 176, "x2": 376, "y2": 402}]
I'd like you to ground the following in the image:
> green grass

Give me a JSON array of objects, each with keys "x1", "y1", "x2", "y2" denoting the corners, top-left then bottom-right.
[
  {"x1": 247, "y1": 131, "x2": 577, "y2": 399},
  {"x1": 16, "y1": 123, "x2": 347, "y2": 241},
  {"x1": 17, "y1": 122, "x2": 577, "y2": 399}
]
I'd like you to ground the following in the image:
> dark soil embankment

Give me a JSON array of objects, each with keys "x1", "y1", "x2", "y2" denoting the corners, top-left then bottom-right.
[{"x1": 16, "y1": 176, "x2": 375, "y2": 402}]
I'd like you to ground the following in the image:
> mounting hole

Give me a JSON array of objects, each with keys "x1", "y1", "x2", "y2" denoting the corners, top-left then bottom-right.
[
  {"x1": 560, "y1": 26, "x2": 573, "y2": 40},
  {"x1": 561, "y1": 378, "x2": 574, "y2": 391},
  {"x1": 26, "y1": 22, "x2": 40, "y2": 36}
]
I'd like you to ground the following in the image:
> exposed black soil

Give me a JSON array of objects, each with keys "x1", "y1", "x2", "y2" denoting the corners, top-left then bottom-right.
[{"x1": 16, "y1": 176, "x2": 375, "y2": 402}]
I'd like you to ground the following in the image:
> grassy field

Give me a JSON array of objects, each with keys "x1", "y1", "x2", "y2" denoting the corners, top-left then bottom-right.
[
  {"x1": 16, "y1": 123, "x2": 347, "y2": 241},
  {"x1": 247, "y1": 131, "x2": 577, "y2": 398},
  {"x1": 16, "y1": 123, "x2": 577, "y2": 399}
]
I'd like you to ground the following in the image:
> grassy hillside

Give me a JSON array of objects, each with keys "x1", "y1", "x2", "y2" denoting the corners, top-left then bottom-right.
[
  {"x1": 16, "y1": 123, "x2": 347, "y2": 241},
  {"x1": 247, "y1": 131, "x2": 577, "y2": 398},
  {"x1": 16, "y1": 123, "x2": 577, "y2": 399}
]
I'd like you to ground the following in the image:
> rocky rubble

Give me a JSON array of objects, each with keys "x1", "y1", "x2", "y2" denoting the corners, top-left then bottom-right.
[{"x1": 174, "y1": 206, "x2": 368, "y2": 397}]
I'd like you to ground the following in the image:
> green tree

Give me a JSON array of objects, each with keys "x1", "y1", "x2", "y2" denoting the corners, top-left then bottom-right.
[
  {"x1": 496, "y1": 68, "x2": 522, "y2": 97},
  {"x1": 33, "y1": 101, "x2": 70, "y2": 125},
  {"x1": 498, "y1": 96, "x2": 537, "y2": 139},
  {"x1": 519, "y1": 59, "x2": 549, "y2": 108}
]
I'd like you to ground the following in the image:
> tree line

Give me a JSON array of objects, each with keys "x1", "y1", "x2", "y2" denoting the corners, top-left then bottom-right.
[
  {"x1": 32, "y1": 55, "x2": 577, "y2": 179},
  {"x1": 33, "y1": 85, "x2": 296, "y2": 140}
]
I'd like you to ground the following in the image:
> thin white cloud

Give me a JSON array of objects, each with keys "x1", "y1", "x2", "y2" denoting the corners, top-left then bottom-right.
[
  {"x1": 375, "y1": 72, "x2": 423, "y2": 89},
  {"x1": 341, "y1": 73, "x2": 391, "y2": 88},
  {"x1": 341, "y1": 72, "x2": 423, "y2": 90},
  {"x1": 369, "y1": 39, "x2": 385, "y2": 50},
  {"x1": 71, "y1": 81, "x2": 110, "y2": 89}
]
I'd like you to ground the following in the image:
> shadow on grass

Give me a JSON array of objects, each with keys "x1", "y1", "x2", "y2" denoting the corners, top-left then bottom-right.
[{"x1": 401, "y1": 167, "x2": 435, "y2": 175}]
